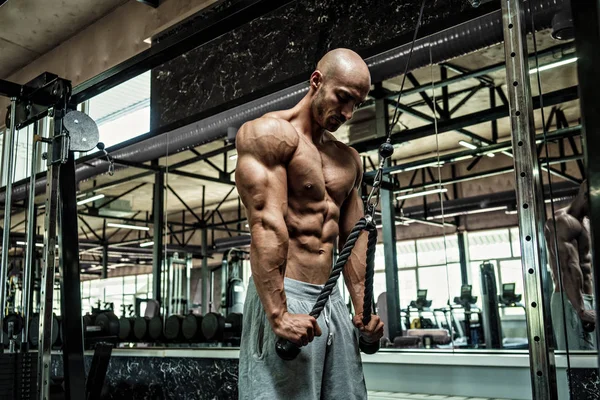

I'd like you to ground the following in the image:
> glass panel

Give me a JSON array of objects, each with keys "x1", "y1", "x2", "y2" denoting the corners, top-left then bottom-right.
[
  {"x1": 468, "y1": 229, "x2": 512, "y2": 261},
  {"x1": 396, "y1": 241, "x2": 417, "y2": 268},
  {"x1": 86, "y1": 71, "x2": 151, "y2": 151}
]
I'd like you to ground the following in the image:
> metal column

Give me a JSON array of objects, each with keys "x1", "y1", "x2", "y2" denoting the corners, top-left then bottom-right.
[
  {"x1": 457, "y1": 231, "x2": 469, "y2": 285},
  {"x1": 501, "y1": 0, "x2": 557, "y2": 398},
  {"x1": 570, "y1": 0, "x2": 600, "y2": 369},
  {"x1": 21, "y1": 132, "x2": 40, "y2": 349},
  {"x1": 58, "y1": 151, "x2": 86, "y2": 399},
  {"x1": 101, "y1": 244, "x2": 108, "y2": 279},
  {"x1": 0, "y1": 98, "x2": 18, "y2": 347},
  {"x1": 152, "y1": 168, "x2": 164, "y2": 306},
  {"x1": 38, "y1": 111, "x2": 62, "y2": 400},
  {"x1": 201, "y1": 227, "x2": 209, "y2": 315},
  {"x1": 376, "y1": 96, "x2": 403, "y2": 339}
]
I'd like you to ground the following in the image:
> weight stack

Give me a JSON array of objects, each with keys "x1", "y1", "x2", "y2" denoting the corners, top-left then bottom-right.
[{"x1": 0, "y1": 352, "x2": 37, "y2": 399}]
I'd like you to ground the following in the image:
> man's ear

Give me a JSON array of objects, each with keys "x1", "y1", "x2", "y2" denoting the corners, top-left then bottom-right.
[{"x1": 310, "y1": 70, "x2": 323, "y2": 90}]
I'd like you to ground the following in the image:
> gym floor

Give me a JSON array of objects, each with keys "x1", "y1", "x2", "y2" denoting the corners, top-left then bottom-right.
[{"x1": 368, "y1": 393, "x2": 517, "y2": 400}]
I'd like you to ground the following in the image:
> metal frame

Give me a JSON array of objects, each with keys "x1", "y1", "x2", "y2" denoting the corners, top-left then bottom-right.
[{"x1": 501, "y1": 0, "x2": 557, "y2": 398}]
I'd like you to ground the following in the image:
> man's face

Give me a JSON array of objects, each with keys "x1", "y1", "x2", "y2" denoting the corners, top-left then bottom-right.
[{"x1": 311, "y1": 74, "x2": 369, "y2": 132}]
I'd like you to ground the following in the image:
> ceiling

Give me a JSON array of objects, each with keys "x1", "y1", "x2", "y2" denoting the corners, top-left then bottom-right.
[{"x1": 0, "y1": 0, "x2": 128, "y2": 79}]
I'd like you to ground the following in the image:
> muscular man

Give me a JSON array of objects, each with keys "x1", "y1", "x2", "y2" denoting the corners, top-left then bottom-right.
[
  {"x1": 235, "y1": 48, "x2": 384, "y2": 399},
  {"x1": 544, "y1": 181, "x2": 596, "y2": 350}
]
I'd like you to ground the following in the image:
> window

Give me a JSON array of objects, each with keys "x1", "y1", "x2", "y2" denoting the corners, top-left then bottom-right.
[
  {"x1": 85, "y1": 71, "x2": 151, "y2": 151},
  {"x1": 417, "y1": 263, "x2": 462, "y2": 309},
  {"x1": 81, "y1": 274, "x2": 153, "y2": 316},
  {"x1": 468, "y1": 229, "x2": 512, "y2": 260}
]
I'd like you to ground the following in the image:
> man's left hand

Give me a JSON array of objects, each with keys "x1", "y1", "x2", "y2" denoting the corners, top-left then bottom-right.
[{"x1": 353, "y1": 314, "x2": 384, "y2": 343}]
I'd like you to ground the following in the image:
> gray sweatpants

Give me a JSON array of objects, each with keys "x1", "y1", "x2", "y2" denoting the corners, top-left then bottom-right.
[
  {"x1": 551, "y1": 292, "x2": 596, "y2": 350},
  {"x1": 238, "y1": 277, "x2": 367, "y2": 400}
]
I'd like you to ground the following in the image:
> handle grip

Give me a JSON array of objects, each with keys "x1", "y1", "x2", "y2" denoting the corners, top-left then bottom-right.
[
  {"x1": 275, "y1": 337, "x2": 301, "y2": 360},
  {"x1": 359, "y1": 336, "x2": 380, "y2": 354},
  {"x1": 583, "y1": 321, "x2": 596, "y2": 333}
]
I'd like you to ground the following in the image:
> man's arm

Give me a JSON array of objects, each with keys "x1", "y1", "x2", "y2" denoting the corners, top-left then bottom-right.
[
  {"x1": 546, "y1": 215, "x2": 592, "y2": 322},
  {"x1": 235, "y1": 118, "x2": 321, "y2": 346},
  {"x1": 339, "y1": 149, "x2": 383, "y2": 342}
]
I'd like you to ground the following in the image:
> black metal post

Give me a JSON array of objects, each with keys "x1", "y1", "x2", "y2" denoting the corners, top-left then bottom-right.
[
  {"x1": 490, "y1": 87, "x2": 498, "y2": 143},
  {"x1": 457, "y1": 231, "x2": 469, "y2": 285},
  {"x1": 375, "y1": 96, "x2": 402, "y2": 339},
  {"x1": 58, "y1": 151, "x2": 86, "y2": 399},
  {"x1": 570, "y1": 0, "x2": 600, "y2": 370},
  {"x1": 152, "y1": 165, "x2": 165, "y2": 305},
  {"x1": 102, "y1": 244, "x2": 108, "y2": 279}
]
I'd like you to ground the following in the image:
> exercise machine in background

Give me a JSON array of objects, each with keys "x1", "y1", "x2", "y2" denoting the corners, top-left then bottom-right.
[{"x1": 0, "y1": 72, "x2": 114, "y2": 399}]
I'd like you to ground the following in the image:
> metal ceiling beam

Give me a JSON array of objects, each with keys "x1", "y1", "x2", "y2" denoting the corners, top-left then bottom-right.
[
  {"x1": 355, "y1": 86, "x2": 579, "y2": 155},
  {"x1": 364, "y1": 124, "x2": 582, "y2": 179}
]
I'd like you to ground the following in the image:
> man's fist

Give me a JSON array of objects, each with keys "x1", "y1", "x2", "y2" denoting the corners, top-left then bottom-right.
[
  {"x1": 353, "y1": 314, "x2": 384, "y2": 343},
  {"x1": 273, "y1": 312, "x2": 322, "y2": 347}
]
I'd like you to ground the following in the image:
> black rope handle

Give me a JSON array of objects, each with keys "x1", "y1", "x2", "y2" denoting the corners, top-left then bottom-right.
[{"x1": 275, "y1": 218, "x2": 380, "y2": 360}]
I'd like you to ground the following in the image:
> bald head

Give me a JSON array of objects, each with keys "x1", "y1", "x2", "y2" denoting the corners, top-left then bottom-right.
[
  {"x1": 316, "y1": 48, "x2": 371, "y2": 91},
  {"x1": 308, "y1": 49, "x2": 371, "y2": 132}
]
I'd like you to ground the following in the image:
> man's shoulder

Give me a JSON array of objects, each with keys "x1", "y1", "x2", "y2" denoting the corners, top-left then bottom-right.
[
  {"x1": 236, "y1": 116, "x2": 299, "y2": 164},
  {"x1": 239, "y1": 116, "x2": 298, "y2": 142}
]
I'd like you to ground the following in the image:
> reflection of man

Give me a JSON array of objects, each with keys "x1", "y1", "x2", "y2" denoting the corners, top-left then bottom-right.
[{"x1": 544, "y1": 181, "x2": 596, "y2": 350}]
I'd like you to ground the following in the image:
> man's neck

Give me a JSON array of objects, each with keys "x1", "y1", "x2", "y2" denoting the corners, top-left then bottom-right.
[{"x1": 290, "y1": 94, "x2": 326, "y2": 144}]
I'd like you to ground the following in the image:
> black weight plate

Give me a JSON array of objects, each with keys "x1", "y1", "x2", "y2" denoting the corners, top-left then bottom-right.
[
  {"x1": 202, "y1": 313, "x2": 224, "y2": 341},
  {"x1": 118, "y1": 317, "x2": 134, "y2": 341},
  {"x1": 133, "y1": 317, "x2": 150, "y2": 341},
  {"x1": 182, "y1": 314, "x2": 204, "y2": 341},
  {"x1": 148, "y1": 316, "x2": 163, "y2": 341},
  {"x1": 2, "y1": 313, "x2": 23, "y2": 335},
  {"x1": 164, "y1": 315, "x2": 184, "y2": 341},
  {"x1": 63, "y1": 110, "x2": 99, "y2": 152},
  {"x1": 29, "y1": 314, "x2": 59, "y2": 347}
]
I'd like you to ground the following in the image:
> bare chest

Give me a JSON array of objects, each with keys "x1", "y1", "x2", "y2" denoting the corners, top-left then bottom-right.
[{"x1": 287, "y1": 139, "x2": 356, "y2": 205}]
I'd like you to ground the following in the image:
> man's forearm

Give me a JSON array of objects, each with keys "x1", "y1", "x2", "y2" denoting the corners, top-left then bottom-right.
[
  {"x1": 250, "y1": 227, "x2": 289, "y2": 326},
  {"x1": 342, "y1": 231, "x2": 369, "y2": 315}
]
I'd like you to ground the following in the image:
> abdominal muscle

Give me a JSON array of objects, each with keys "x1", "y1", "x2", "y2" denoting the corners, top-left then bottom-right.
[{"x1": 284, "y1": 207, "x2": 340, "y2": 285}]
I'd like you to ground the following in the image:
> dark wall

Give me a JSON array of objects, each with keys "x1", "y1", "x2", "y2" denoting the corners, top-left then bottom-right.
[{"x1": 150, "y1": 0, "x2": 491, "y2": 130}]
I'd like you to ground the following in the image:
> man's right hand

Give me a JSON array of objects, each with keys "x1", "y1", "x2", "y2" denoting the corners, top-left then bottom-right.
[
  {"x1": 272, "y1": 312, "x2": 322, "y2": 347},
  {"x1": 580, "y1": 309, "x2": 596, "y2": 325}
]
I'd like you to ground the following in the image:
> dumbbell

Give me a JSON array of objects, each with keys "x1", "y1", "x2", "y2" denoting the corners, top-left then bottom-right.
[
  {"x1": 201, "y1": 312, "x2": 243, "y2": 341},
  {"x1": 133, "y1": 316, "x2": 163, "y2": 342},
  {"x1": 29, "y1": 314, "x2": 60, "y2": 348},
  {"x1": 181, "y1": 314, "x2": 206, "y2": 342},
  {"x1": 164, "y1": 315, "x2": 185, "y2": 342},
  {"x1": 83, "y1": 311, "x2": 119, "y2": 337},
  {"x1": 118, "y1": 317, "x2": 136, "y2": 342}
]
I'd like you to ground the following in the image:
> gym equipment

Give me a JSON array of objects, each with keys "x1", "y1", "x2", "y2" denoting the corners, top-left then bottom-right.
[
  {"x1": 498, "y1": 283, "x2": 523, "y2": 307},
  {"x1": 164, "y1": 315, "x2": 185, "y2": 342},
  {"x1": 480, "y1": 262, "x2": 503, "y2": 349},
  {"x1": 133, "y1": 316, "x2": 163, "y2": 342},
  {"x1": 118, "y1": 317, "x2": 136, "y2": 342},
  {"x1": 405, "y1": 290, "x2": 439, "y2": 330},
  {"x1": 2, "y1": 312, "x2": 23, "y2": 338},
  {"x1": 201, "y1": 312, "x2": 243, "y2": 341},
  {"x1": 28, "y1": 313, "x2": 60, "y2": 348},
  {"x1": 83, "y1": 311, "x2": 120, "y2": 338},
  {"x1": 181, "y1": 314, "x2": 206, "y2": 342},
  {"x1": 218, "y1": 249, "x2": 247, "y2": 315},
  {"x1": 449, "y1": 285, "x2": 483, "y2": 348},
  {"x1": 164, "y1": 253, "x2": 192, "y2": 317}
]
